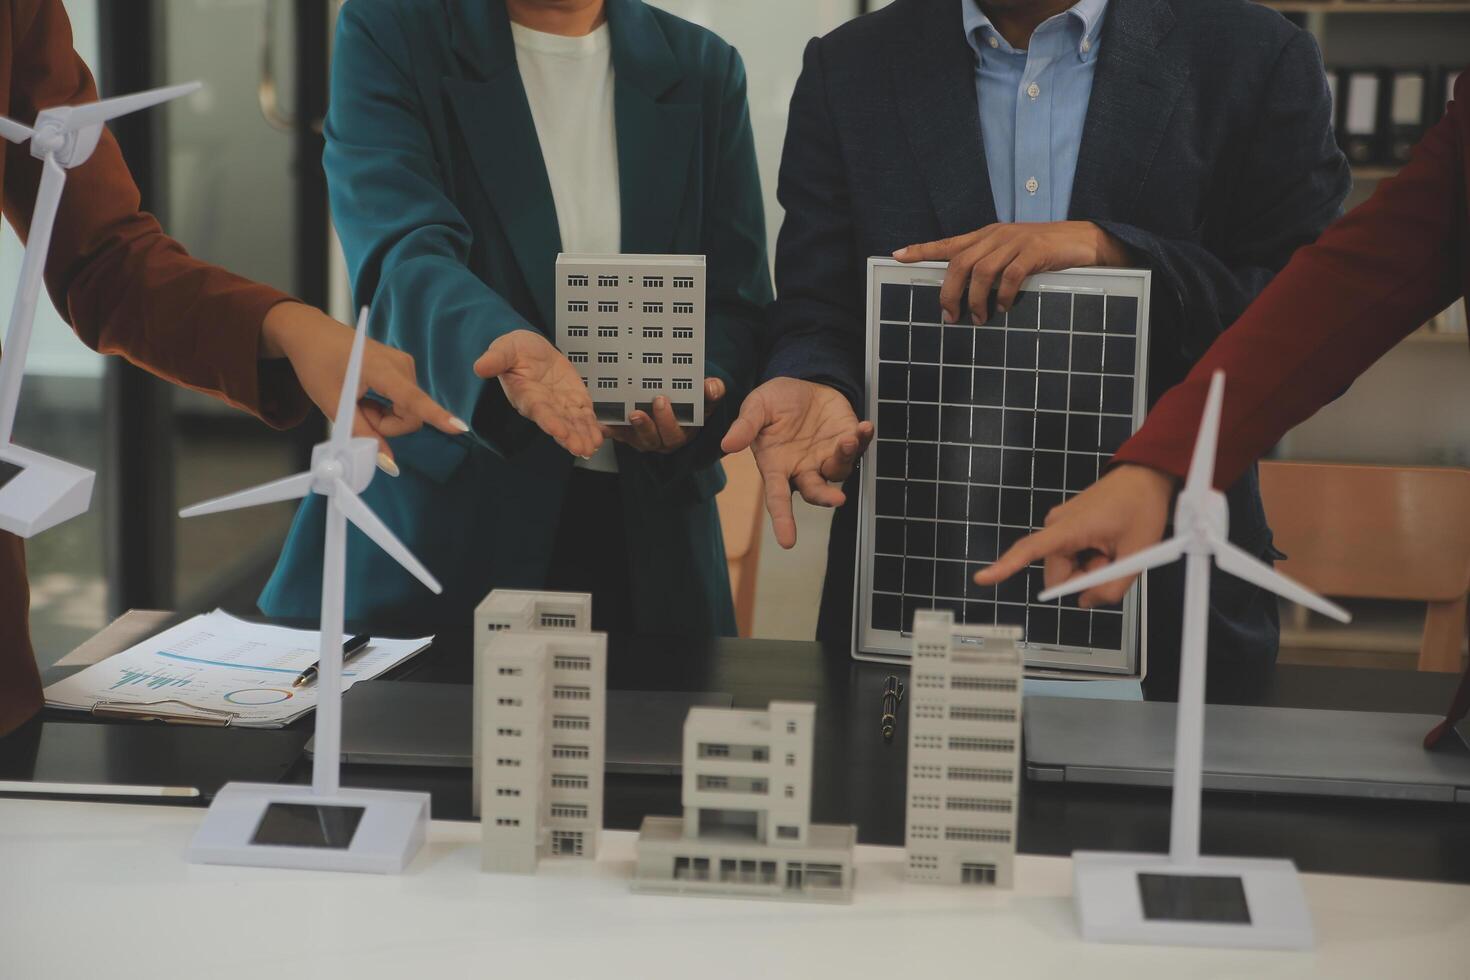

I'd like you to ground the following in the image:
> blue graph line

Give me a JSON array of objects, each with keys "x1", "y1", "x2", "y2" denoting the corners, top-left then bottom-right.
[{"x1": 156, "y1": 650, "x2": 360, "y2": 677}]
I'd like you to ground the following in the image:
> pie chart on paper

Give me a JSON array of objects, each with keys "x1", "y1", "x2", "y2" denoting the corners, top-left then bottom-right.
[{"x1": 224, "y1": 688, "x2": 295, "y2": 706}]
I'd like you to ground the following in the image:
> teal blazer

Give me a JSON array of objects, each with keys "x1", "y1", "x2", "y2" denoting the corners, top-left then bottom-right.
[{"x1": 259, "y1": 0, "x2": 771, "y2": 636}]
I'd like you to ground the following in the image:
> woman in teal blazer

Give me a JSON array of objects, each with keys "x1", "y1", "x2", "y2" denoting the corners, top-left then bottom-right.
[{"x1": 259, "y1": 0, "x2": 770, "y2": 636}]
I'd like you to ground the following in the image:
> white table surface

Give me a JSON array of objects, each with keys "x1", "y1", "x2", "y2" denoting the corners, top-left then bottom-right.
[{"x1": 1, "y1": 799, "x2": 1467, "y2": 979}]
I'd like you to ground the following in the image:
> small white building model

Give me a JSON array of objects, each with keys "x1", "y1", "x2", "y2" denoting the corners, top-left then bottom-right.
[
  {"x1": 905, "y1": 610, "x2": 1023, "y2": 888},
  {"x1": 477, "y1": 589, "x2": 593, "y2": 635},
  {"x1": 471, "y1": 590, "x2": 595, "y2": 816},
  {"x1": 555, "y1": 253, "x2": 706, "y2": 426},
  {"x1": 632, "y1": 701, "x2": 856, "y2": 903},
  {"x1": 473, "y1": 589, "x2": 606, "y2": 873}
]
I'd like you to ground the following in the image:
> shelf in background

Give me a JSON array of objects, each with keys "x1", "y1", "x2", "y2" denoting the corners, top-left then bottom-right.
[
  {"x1": 1407, "y1": 328, "x2": 1468, "y2": 344},
  {"x1": 1353, "y1": 165, "x2": 1402, "y2": 180},
  {"x1": 1258, "y1": 1, "x2": 1470, "y2": 12}
]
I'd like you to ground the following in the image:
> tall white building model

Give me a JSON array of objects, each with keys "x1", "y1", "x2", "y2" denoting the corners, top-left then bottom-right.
[
  {"x1": 905, "y1": 610, "x2": 1023, "y2": 888},
  {"x1": 474, "y1": 590, "x2": 606, "y2": 873},
  {"x1": 632, "y1": 701, "x2": 856, "y2": 903},
  {"x1": 555, "y1": 253, "x2": 706, "y2": 426}
]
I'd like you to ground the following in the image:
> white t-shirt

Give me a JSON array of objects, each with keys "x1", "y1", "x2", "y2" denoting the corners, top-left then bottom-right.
[{"x1": 512, "y1": 21, "x2": 621, "y2": 472}]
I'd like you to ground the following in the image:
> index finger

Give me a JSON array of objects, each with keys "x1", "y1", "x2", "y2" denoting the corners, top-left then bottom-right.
[
  {"x1": 973, "y1": 526, "x2": 1064, "y2": 586},
  {"x1": 650, "y1": 397, "x2": 684, "y2": 450},
  {"x1": 892, "y1": 231, "x2": 976, "y2": 263},
  {"x1": 763, "y1": 469, "x2": 798, "y2": 549},
  {"x1": 374, "y1": 373, "x2": 469, "y2": 436}
]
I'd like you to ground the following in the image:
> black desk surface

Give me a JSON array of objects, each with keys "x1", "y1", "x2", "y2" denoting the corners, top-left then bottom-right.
[{"x1": 6, "y1": 624, "x2": 1468, "y2": 885}]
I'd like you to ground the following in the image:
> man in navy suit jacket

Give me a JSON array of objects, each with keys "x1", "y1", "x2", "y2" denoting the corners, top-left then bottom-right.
[{"x1": 722, "y1": 0, "x2": 1349, "y2": 698}]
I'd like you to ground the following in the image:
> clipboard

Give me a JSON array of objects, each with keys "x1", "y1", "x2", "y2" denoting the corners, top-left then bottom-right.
[
  {"x1": 44, "y1": 610, "x2": 434, "y2": 729},
  {"x1": 88, "y1": 698, "x2": 238, "y2": 726}
]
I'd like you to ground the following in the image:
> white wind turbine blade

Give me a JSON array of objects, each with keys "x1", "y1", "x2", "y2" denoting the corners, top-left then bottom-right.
[
  {"x1": 332, "y1": 479, "x2": 443, "y2": 594},
  {"x1": 57, "y1": 81, "x2": 201, "y2": 130},
  {"x1": 0, "y1": 156, "x2": 67, "y2": 446},
  {"x1": 1209, "y1": 533, "x2": 1352, "y2": 623},
  {"x1": 1036, "y1": 536, "x2": 1189, "y2": 603},
  {"x1": 330, "y1": 307, "x2": 371, "y2": 452},
  {"x1": 1183, "y1": 370, "x2": 1227, "y2": 496},
  {"x1": 0, "y1": 115, "x2": 35, "y2": 144},
  {"x1": 179, "y1": 471, "x2": 314, "y2": 519}
]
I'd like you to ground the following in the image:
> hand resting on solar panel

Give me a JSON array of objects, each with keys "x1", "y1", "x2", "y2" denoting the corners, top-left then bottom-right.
[
  {"x1": 601, "y1": 377, "x2": 727, "y2": 454},
  {"x1": 893, "y1": 221, "x2": 1135, "y2": 325},
  {"x1": 973, "y1": 462, "x2": 1177, "y2": 607},
  {"x1": 721, "y1": 378, "x2": 875, "y2": 549}
]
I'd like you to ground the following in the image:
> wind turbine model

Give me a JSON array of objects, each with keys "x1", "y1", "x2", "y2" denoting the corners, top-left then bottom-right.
[
  {"x1": 1040, "y1": 371, "x2": 1351, "y2": 951},
  {"x1": 182, "y1": 308, "x2": 442, "y2": 874},
  {"x1": 0, "y1": 82, "x2": 200, "y2": 537}
]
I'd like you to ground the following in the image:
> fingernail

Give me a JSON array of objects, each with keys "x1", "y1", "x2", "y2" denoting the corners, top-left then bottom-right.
[
  {"x1": 971, "y1": 313, "x2": 981, "y2": 326},
  {"x1": 996, "y1": 304, "x2": 1008, "y2": 315},
  {"x1": 941, "y1": 309, "x2": 954, "y2": 325},
  {"x1": 893, "y1": 247, "x2": 908, "y2": 258},
  {"x1": 376, "y1": 453, "x2": 400, "y2": 478},
  {"x1": 450, "y1": 416, "x2": 470, "y2": 433}
]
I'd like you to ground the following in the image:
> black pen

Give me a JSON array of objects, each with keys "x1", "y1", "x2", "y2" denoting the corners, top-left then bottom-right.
[
  {"x1": 292, "y1": 634, "x2": 372, "y2": 688},
  {"x1": 881, "y1": 675, "x2": 904, "y2": 742}
]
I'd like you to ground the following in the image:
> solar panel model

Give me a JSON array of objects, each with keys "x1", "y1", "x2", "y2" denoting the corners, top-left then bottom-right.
[{"x1": 855, "y1": 259, "x2": 1151, "y2": 677}]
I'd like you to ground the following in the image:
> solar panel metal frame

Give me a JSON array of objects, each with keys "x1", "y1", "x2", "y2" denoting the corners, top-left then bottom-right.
[{"x1": 854, "y1": 258, "x2": 1151, "y2": 678}]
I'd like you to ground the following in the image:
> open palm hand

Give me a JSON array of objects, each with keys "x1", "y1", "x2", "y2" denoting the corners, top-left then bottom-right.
[
  {"x1": 473, "y1": 329, "x2": 602, "y2": 458},
  {"x1": 721, "y1": 378, "x2": 874, "y2": 548}
]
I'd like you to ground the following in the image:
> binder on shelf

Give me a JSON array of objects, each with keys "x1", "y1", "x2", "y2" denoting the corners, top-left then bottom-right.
[
  {"x1": 1387, "y1": 69, "x2": 1430, "y2": 165},
  {"x1": 1441, "y1": 67, "x2": 1462, "y2": 115},
  {"x1": 1325, "y1": 68, "x2": 1343, "y2": 152},
  {"x1": 1341, "y1": 69, "x2": 1385, "y2": 166}
]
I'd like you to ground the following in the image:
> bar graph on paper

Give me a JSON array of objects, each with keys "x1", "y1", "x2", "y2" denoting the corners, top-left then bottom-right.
[{"x1": 110, "y1": 668, "x2": 194, "y2": 691}]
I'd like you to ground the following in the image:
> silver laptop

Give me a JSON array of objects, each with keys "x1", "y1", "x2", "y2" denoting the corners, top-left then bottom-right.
[
  {"x1": 1024, "y1": 697, "x2": 1470, "y2": 803},
  {"x1": 305, "y1": 681, "x2": 732, "y2": 775}
]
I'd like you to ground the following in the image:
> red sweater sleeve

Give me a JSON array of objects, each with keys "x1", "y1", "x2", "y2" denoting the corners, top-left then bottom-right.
[
  {"x1": 1114, "y1": 71, "x2": 1468, "y2": 487},
  {"x1": 2, "y1": 0, "x2": 310, "y2": 427},
  {"x1": 0, "y1": 0, "x2": 313, "y2": 736}
]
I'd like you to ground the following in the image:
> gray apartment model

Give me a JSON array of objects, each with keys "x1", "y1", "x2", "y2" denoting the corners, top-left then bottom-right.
[
  {"x1": 905, "y1": 610, "x2": 1023, "y2": 888},
  {"x1": 555, "y1": 253, "x2": 706, "y2": 426},
  {"x1": 632, "y1": 701, "x2": 857, "y2": 903},
  {"x1": 473, "y1": 590, "x2": 607, "y2": 873}
]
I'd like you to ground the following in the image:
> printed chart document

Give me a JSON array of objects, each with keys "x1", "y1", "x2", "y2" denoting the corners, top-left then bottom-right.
[{"x1": 44, "y1": 611, "x2": 432, "y2": 728}]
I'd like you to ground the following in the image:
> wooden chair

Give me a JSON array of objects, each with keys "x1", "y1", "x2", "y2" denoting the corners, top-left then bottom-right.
[
  {"x1": 716, "y1": 449, "x2": 765, "y2": 638},
  {"x1": 1258, "y1": 461, "x2": 1470, "y2": 672}
]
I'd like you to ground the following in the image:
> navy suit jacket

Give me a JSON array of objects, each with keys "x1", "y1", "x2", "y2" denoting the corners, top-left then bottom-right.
[{"x1": 764, "y1": 0, "x2": 1350, "y2": 697}]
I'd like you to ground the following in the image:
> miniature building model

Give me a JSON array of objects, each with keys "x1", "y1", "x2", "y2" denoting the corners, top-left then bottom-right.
[
  {"x1": 473, "y1": 589, "x2": 606, "y2": 873},
  {"x1": 905, "y1": 610, "x2": 1023, "y2": 888},
  {"x1": 632, "y1": 701, "x2": 857, "y2": 903},
  {"x1": 477, "y1": 589, "x2": 593, "y2": 635},
  {"x1": 555, "y1": 253, "x2": 706, "y2": 426},
  {"x1": 471, "y1": 590, "x2": 595, "y2": 816}
]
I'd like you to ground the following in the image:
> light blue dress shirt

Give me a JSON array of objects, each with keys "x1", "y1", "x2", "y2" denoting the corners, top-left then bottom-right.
[{"x1": 961, "y1": 0, "x2": 1109, "y2": 224}]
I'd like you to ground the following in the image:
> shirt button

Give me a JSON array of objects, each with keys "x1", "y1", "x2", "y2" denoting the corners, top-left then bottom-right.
[
  {"x1": 988, "y1": 34, "x2": 999, "y2": 48},
  {"x1": 1027, "y1": 82, "x2": 1041, "y2": 100},
  {"x1": 1026, "y1": 177, "x2": 1040, "y2": 195}
]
